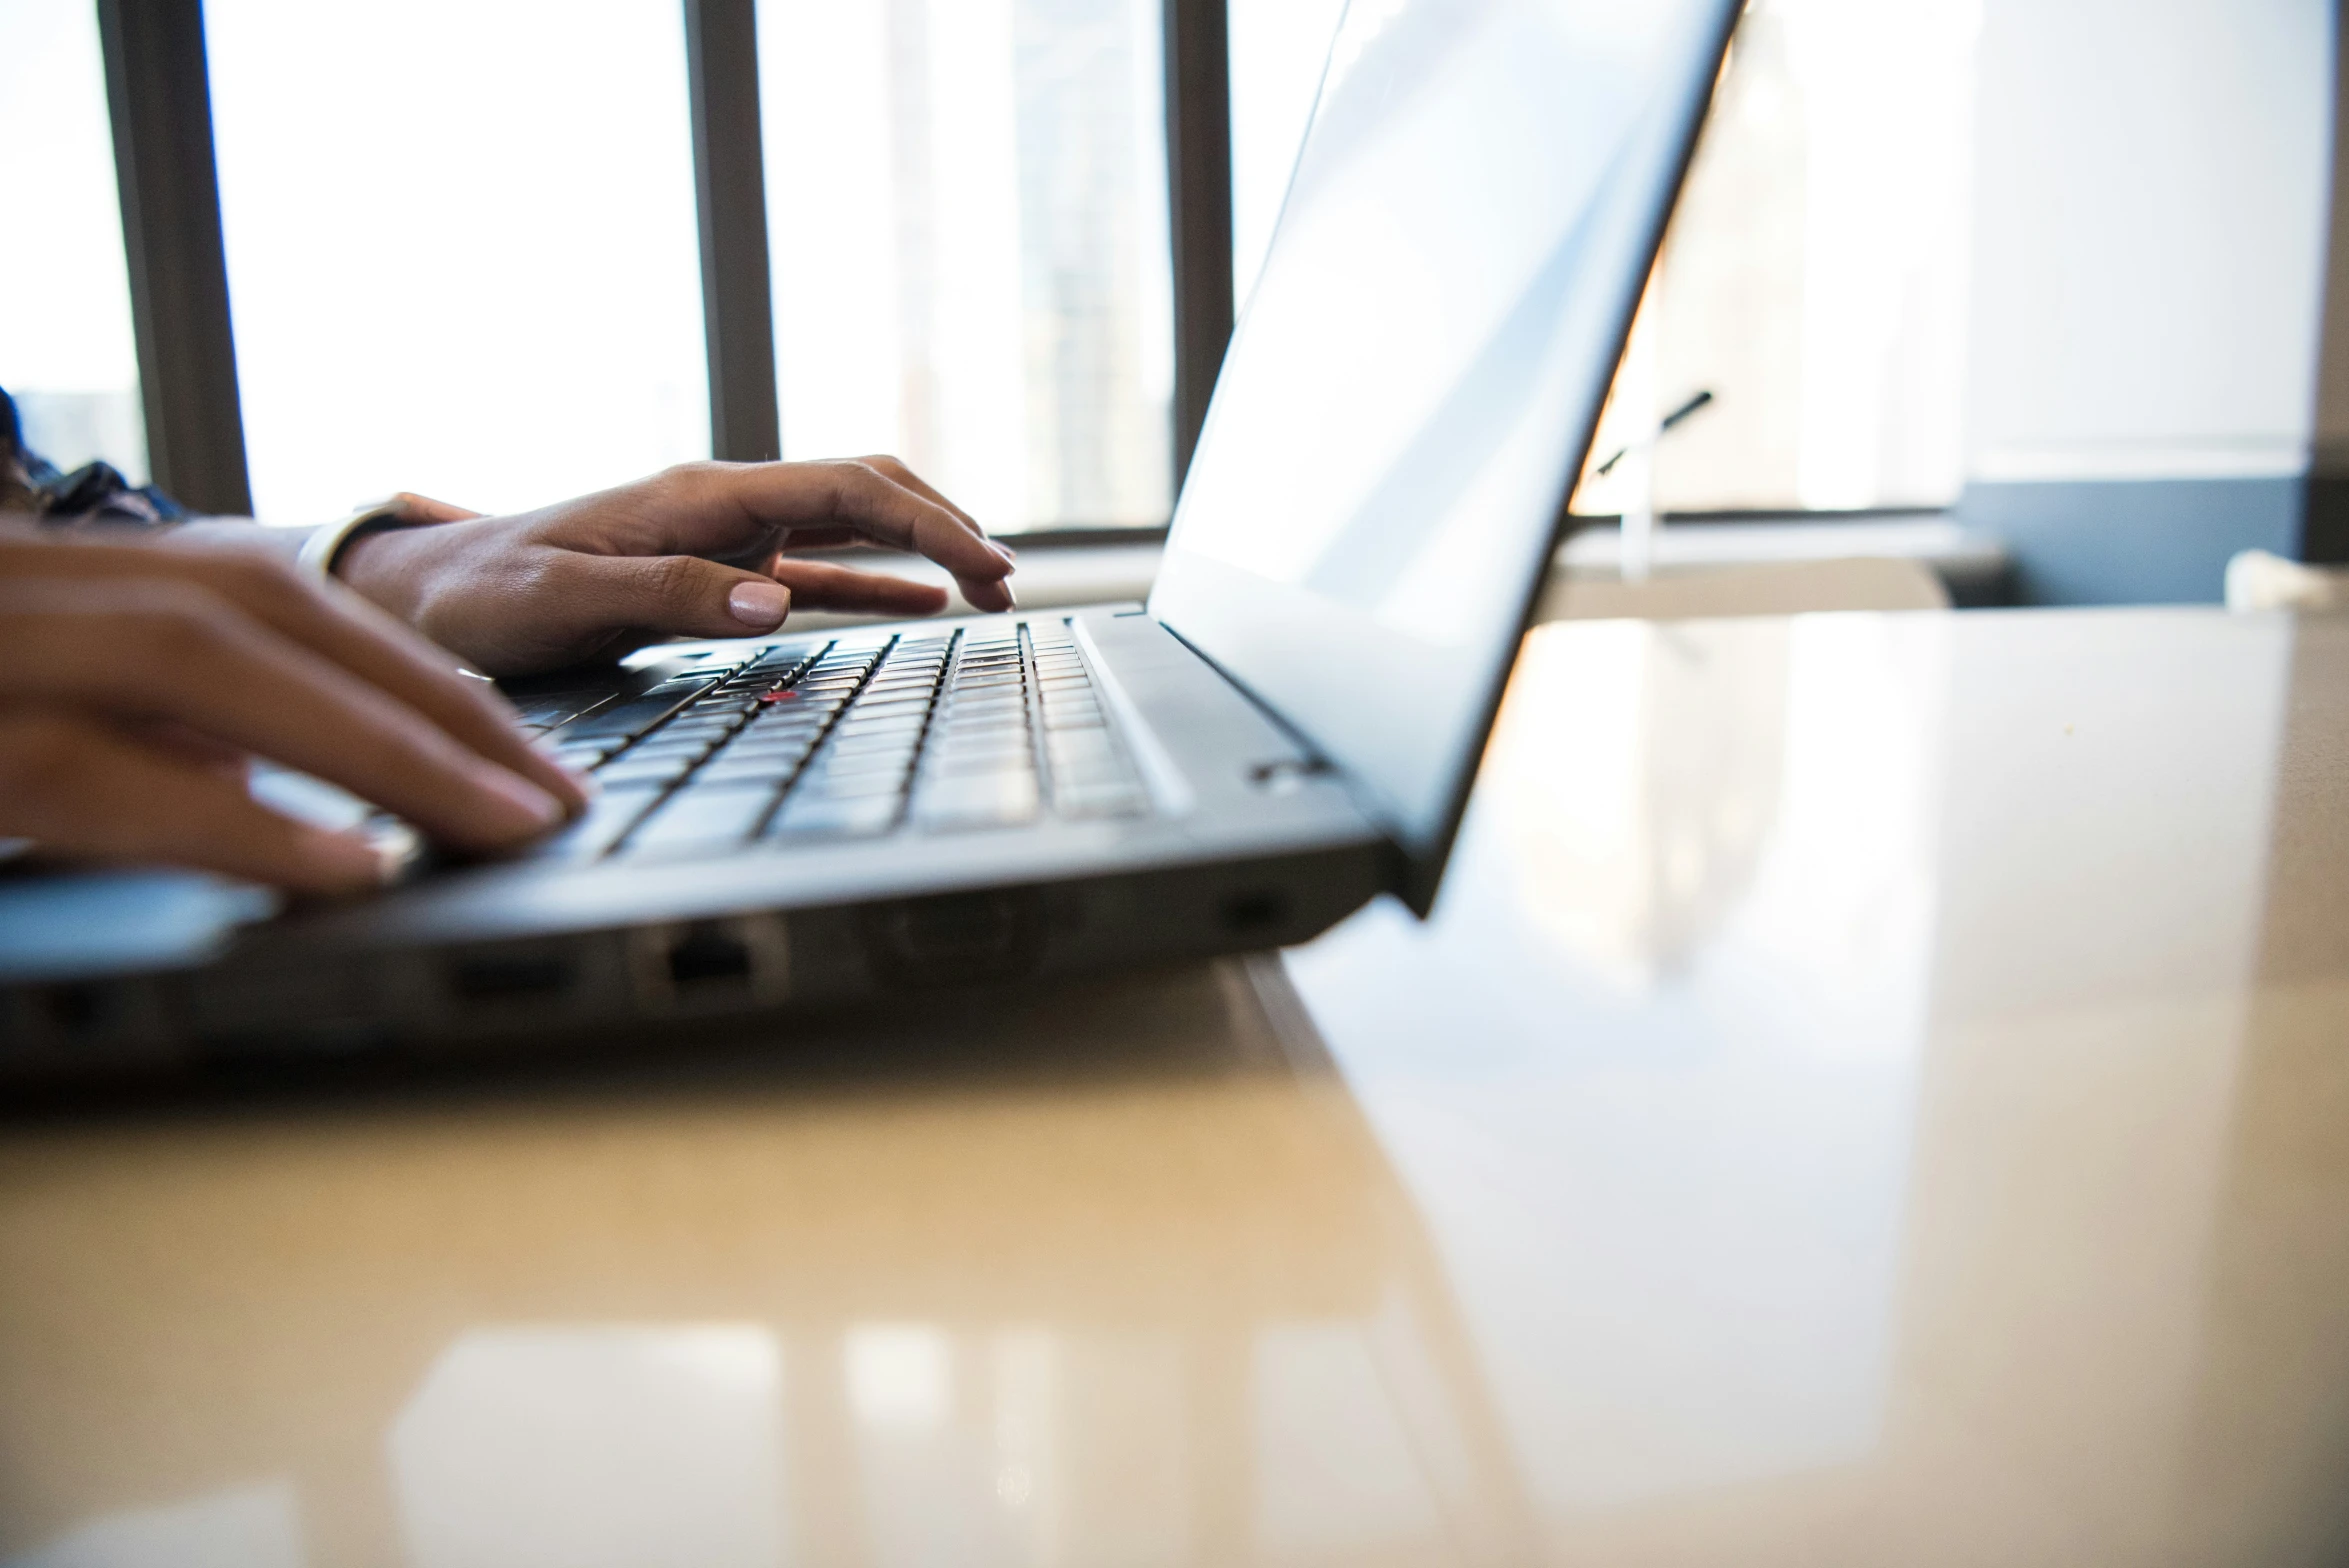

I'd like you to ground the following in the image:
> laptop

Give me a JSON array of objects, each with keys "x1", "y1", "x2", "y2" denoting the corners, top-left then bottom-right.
[{"x1": 0, "y1": 0, "x2": 1740, "y2": 1079}]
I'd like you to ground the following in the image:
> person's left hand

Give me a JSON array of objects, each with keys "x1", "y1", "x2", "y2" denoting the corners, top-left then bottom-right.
[{"x1": 335, "y1": 456, "x2": 1017, "y2": 677}]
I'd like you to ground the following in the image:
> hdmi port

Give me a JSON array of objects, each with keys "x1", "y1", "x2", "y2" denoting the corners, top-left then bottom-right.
[{"x1": 449, "y1": 951, "x2": 577, "y2": 1004}]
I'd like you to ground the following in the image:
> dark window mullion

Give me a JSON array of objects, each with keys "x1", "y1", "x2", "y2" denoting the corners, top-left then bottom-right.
[
  {"x1": 98, "y1": 0, "x2": 251, "y2": 517},
  {"x1": 1164, "y1": 0, "x2": 1235, "y2": 489},
  {"x1": 684, "y1": 0, "x2": 782, "y2": 465}
]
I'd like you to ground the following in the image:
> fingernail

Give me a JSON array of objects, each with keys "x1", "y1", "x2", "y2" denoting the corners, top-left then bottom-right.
[
  {"x1": 729, "y1": 580, "x2": 791, "y2": 629},
  {"x1": 988, "y1": 540, "x2": 1018, "y2": 570},
  {"x1": 308, "y1": 829, "x2": 396, "y2": 893},
  {"x1": 478, "y1": 768, "x2": 566, "y2": 831},
  {"x1": 1002, "y1": 581, "x2": 1018, "y2": 609}
]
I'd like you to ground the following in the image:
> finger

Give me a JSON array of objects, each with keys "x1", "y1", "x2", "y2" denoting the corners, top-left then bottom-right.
[
  {"x1": 855, "y1": 454, "x2": 1003, "y2": 551},
  {"x1": 139, "y1": 720, "x2": 249, "y2": 774},
  {"x1": 0, "y1": 534, "x2": 586, "y2": 812},
  {"x1": 549, "y1": 550, "x2": 801, "y2": 640},
  {"x1": 683, "y1": 460, "x2": 1016, "y2": 610},
  {"x1": 768, "y1": 557, "x2": 951, "y2": 616},
  {"x1": 0, "y1": 711, "x2": 385, "y2": 895},
  {"x1": 184, "y1": 540, "x2": 585, "y2": 809},
  {"x1": 773, "y1": 526, "x2": 858, "y2": 552},
  {"x1": 0, "y1": 581, "x2": 569, "y2": 852},
  {"x1": 383, "y1": 492, "x2": 484, "y2": 525},
  {"x1": 819, "y1": 460, "x2": 1018, "y2": 609}
]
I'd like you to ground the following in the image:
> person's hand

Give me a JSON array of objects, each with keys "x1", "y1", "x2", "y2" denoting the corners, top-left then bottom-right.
[
  {"x1": 336, "y1": 457, "x2": 1017, "y2": 677},
  {"x1": 0, "y1": 529, "x2": 588, "y2": 894}
]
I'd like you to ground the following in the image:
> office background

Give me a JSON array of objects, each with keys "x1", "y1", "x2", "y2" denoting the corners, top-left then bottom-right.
[{"x1": 1, "y1": 0, "x2": 2339, "y2": 601}]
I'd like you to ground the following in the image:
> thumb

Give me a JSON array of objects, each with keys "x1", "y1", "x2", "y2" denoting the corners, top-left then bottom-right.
[{"x1": 581, "y1": 553, "x2": 794, "y2": 639}]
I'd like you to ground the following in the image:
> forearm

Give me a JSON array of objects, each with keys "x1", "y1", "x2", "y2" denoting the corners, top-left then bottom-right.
[
  {"x1": 170, "y1": 517, "x2": 319, "y2": 565},
  {"x1": 0, "y1": 511, "x2": 316, "y2": 561}
]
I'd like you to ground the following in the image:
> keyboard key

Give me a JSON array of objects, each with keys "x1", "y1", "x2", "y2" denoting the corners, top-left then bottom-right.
[
  {"x1": 1055, "y1": 784, "x2": 1149, "y2": 818},
  {"x1": 817, "y1": 738, "x2": 913, "y2": 764},
  {"x1": 827, "y1": 759, "x2": 917, "y2": 787},
  {"x1": 820, "y1": 749, "x2": 916, "y2": 778},
  {"x1": 1046, "y1": 729, "x2": 1118, "y2": 758},
  {"x1": 727, "y1": 724, "x2": 823, "y2": 753},
  {"x1": 931, "y1": 732, "x2": 1032, "y2": 758},
  {"x1": 1046, "y1": 755, "x2": 1121, "y2": 781},
  {"x1": 835, "y1": 719, "x2": 926, "y2": 744},
  {"x1": 679, "y1": 703, "x2": 760, "y2": 727},
  {"x1": 582, "y1": 760, "x2": 661, "y2": 786},
  {"x1": 831, "y1": 725, "x2": 920, "y2": 749},
  {"x1": 749, "y1": 643, "x2": 822, "y2": 672},
  {"x1": 770, "y1": 795, "x2": 900, "y2": 838},
  {"x1": 932, "y1": 743, "x2": 1028, "y2": 764},
  {"x1": 696, "y1": 753, "x2": 805, "y2": 789},
  {"x1": 730, "y1": 743, "x2": 821, "y2": 771},
  {"x1": 931, "y1": 756, "x2": 1034, "y2": 783},
  {"x1": 809, "y1": 768, "x2": 907, "y2": 799},
  {"x1": 595, "y1": 757, "x2": 700, "y2": 791},
  {"x1": 554, "y1": 739, "x2": 624, "y2": 769},
  {"x1": 914, "y1": 773, "x2": 1040, "y2": 830},
  {"x1": 564, "y1": 686, "x2": 710, "y2": 741},
  {"x1": 519, "y1": 785, "x2": 665, "y2": 862},
  {"x1": 676, "y1": 707, "x2": 752, "y2": 728},
  {"x1": 622, "y1": 785, "x2": 778, "y2": 858},
  {"x1": 747, "y1": 692, "x2": 822, "y2": 715},
  {"x1": 822, "y1": 734, "x2": 913, "y2": 761},
  {"x1": 516, "y1": 692, "x2": 615, "y2": 729},
  {"x1": 943, "y1": 706, "x2": 1026, "y2": 725},
  {"x1": 625, "y1": 725, "x2": 718, "y2": 749},
  {"x1": 623, "y1": 734, "x2": 721, "y2": 762}
]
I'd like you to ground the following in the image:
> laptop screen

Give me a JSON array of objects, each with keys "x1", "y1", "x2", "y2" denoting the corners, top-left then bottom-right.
[{"x1": 1150, "y1": 0, "x2": 1739, "y2": 907}]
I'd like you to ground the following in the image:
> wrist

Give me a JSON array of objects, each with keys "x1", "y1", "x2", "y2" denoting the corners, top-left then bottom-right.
[
  {"x1": 298, "y1": 500, "x2": 414, "y2": 582},
  {"x1": 332, "y1": 514, "x2": 438, "y2": 622}
]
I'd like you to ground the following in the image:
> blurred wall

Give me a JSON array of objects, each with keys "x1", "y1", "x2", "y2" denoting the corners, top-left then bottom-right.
[{"x1": 1959, "y1": 0, "x2": 2338, "y2": 603}]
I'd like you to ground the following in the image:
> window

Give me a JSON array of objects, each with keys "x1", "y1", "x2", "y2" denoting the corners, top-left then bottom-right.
[
  {"x1": 1229, "y1": 0, "x2": 1981, "y2": 522},
  {"x1": 39, "y1": 0, "x2": 1982, "y2": 538},
  {"x1": 204, "y1": 0, "x2": 710, "y2": 522},
  {"x1": 1228, "y1": 0, "x2": 1346, "y2": 317},
  {"x1": 758, "y1": 0, "x2": 1175, "y2": 534},
  {"x1": 1580, "y1": 0, "x2": 1979, "y2": 517},
  {"x1": 0, "y1": 0, "x2": 145, "y2": 480}
]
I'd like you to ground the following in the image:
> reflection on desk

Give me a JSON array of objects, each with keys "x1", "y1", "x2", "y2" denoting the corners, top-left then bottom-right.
[{"x1": 2, "y1": 607, "x2": 2346, "y2": 1567}]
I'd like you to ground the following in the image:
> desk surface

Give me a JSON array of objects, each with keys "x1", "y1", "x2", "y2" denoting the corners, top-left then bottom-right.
[{"x1": 3, "y1": 607, "x2": 2346, "y2": 1567}]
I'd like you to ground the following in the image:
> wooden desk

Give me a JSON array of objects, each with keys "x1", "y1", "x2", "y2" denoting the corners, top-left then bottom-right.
[{"x1": 3, "y1": 607, "x2": 2345, "y2": 1566}]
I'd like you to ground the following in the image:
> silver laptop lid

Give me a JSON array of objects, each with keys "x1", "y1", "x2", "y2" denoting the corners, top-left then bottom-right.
[{"x1": 1150, "y1": 0, "x2": 1740, "y2": 910}]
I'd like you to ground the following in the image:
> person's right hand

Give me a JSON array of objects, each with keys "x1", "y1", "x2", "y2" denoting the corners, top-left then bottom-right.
[{"x1": 0, "y1": 527, "x2": 588, "y2": 895}]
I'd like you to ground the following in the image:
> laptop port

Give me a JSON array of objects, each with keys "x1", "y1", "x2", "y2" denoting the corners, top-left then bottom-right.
[
  {"x1": 449, "y1": 951, "x2": 577, "y2": 1005},
  {"x1": 865, "y1": 889, "x2": 1043, "y2": 987},
  {"x1": 667, "y1": 924, "x2": 754, "y2": 989},
  {"x1": 1220, "y1": 888, "x2": 1291, "y2": 935},
  {"x1": 629, "y1": 915, "x2": 791, "y2": 1010},
  {"x1": 36, "y1": 981, "x2": 114, "y2": 1042}
]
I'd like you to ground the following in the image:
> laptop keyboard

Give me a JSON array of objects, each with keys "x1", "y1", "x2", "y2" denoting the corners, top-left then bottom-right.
[{"x1": 525, "y1": 620, "x2": 1150, "y2": 863}]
